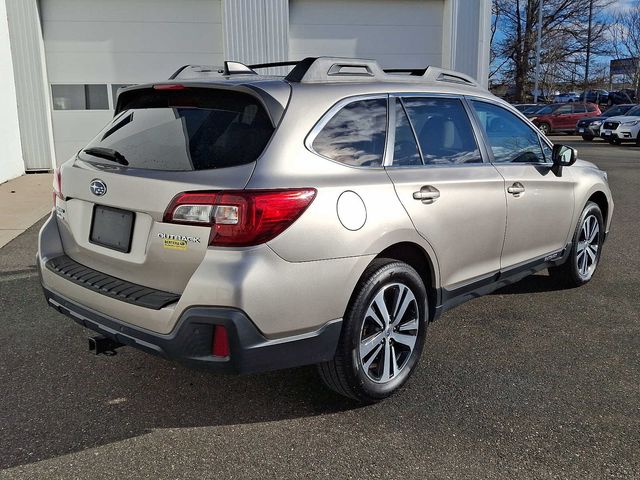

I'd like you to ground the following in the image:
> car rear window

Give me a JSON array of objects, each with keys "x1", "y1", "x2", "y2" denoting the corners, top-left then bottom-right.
[{"x1": 78, "y1": 88, "x2": 274, "y2": 171}]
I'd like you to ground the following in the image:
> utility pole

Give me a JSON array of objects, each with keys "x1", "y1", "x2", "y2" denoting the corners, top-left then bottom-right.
[
  {"x1": 533, "y1": 0, "x2": 544, "y2": 103},
  {"x1": 584, "y1": 0, "x2": 593, "y2": 104}
]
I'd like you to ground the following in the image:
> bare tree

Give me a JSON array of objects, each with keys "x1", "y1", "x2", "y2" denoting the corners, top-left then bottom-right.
[
  {"x1": 492, "y1": 0, "x2": 613, "y2": 101},
  {"x1": 610, "y1": 0, "x2": 640, "y2": 95}
]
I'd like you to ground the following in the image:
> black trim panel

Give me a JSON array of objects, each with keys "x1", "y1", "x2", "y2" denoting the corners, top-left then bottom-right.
[
  {"x1": 43, "y1": 286, "x2": 342, "y2": 374},
  {"x1": 45, "y1": 255, "x2": 180, "y2": 310},
  {"x1": 434, "y1": 247, "x2": 570, "y2": 319}
]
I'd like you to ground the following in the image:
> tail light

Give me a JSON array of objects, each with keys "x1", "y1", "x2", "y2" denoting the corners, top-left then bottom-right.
[
  {"x1": 53, "y1": 167, "x2": 64, "y2": 205},
  {"x1": 163, "y1": 189, "x2": 317, "y2": 247}
]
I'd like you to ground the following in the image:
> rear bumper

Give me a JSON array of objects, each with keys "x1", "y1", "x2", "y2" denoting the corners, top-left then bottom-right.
[{"x1": 42, "y1": 285, "x2": 342, "y2": 374}]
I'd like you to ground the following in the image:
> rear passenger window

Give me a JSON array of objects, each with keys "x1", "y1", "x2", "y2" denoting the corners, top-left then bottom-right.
[
  {"x1": 401, "y1": 97, "x2": 482, "y2": 165},
  {"x1": 393, "y1": 100, "x2": 422, "y2": 166},
  {"x1": 574, "y1": 105, "x2": 587, "y2": 113},
  {"x1": 471, "y1": 100, "x2": 546, "y2": 163},
  {"x1": 312, "y1": 98, "x2": 387, "y2": 167}
]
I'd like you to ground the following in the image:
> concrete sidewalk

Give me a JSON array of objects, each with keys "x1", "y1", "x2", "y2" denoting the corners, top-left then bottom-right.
[{"x1": 0, "y1": 173, "x2": 53, "y2": 248}]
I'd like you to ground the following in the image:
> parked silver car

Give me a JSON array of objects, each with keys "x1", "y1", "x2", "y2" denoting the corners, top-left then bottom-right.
[{"x1": 39, "y1": 57, "x2": 613, "y2": 402}]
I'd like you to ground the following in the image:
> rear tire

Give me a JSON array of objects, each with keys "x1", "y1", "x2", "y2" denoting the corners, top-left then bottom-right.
[
  {"x1": 317, "y1": 259, "x2": 428, "y2": 403},
  {"x1": 549, "y1": 202, "x2": 604, "y2": 288}
]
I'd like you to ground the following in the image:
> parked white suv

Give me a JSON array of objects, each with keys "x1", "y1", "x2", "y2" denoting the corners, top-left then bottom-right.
[{"x1": 600, "y1": 105, "x2": 640, "y2": 145}]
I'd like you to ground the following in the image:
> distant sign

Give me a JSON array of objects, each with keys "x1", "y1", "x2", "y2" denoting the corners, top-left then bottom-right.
[{"x1": 610, "y1": 58, "x2": 638, "y2": 76}]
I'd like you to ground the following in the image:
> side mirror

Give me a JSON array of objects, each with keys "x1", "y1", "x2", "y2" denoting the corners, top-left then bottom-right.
[{"x1": 551, "y1": 144, "x2": 577, "y2": 176}]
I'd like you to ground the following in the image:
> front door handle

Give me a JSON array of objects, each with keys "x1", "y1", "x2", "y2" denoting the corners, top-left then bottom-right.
[
  {"x1": 413, "y1": 185, "x2": 440, "y2": 204},
  {"x1": 507, "y1": 182, "x2": 525, "y2": 196}
]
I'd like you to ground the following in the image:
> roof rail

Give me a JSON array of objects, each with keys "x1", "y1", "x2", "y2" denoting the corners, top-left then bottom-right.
[
  {"x1": 169, "y1": 57, "x2": 479, "y2": 87},
  {"x1": 284, "y1": 57, "x2": 478, "y2": 86}
]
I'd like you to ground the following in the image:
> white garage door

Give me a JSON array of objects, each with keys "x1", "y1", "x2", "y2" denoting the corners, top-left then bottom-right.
[
  {"x1": 42, "y1": 0, "x2": 223, "y2": 165},
  {"x1": 289, "y1": 0, "x2": 444, "y2": 70}
]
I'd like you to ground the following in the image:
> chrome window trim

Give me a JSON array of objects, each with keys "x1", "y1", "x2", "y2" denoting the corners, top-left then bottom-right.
[
  {"x1": 466, "y1": 96, "x2": 554, "y2": 167},
  {"x1": 305, "y1": 94, "x2": 389, "y2": 170},
  {"x1": 385, "y1": 93, "x2": 487, "y2": 169}
]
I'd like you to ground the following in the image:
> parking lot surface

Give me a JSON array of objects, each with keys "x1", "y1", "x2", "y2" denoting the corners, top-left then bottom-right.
[{"x1": 1, "y1": 137, "x2": 638, "y2": 479}]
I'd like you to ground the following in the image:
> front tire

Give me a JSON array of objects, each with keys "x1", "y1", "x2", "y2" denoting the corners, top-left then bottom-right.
[
  {"x1": 582, "y1": 135, "x2": 594, "y2": 141},
  {"x1": 549, "y1": 202, "x2": 604, "y2": 287},
  {"x1": 318, "y1": 259, "x2": 428, "y2": 403}
]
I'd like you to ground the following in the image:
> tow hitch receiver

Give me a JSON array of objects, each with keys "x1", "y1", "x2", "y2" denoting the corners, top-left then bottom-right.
[{"x1": 89, "y1": 335, "x2": 124, "y2": 356}]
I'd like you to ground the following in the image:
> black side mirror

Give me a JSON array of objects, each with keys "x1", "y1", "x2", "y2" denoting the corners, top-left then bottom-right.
[{"x1": 551, "y1": 144, "x2": 577, "y2": 176}]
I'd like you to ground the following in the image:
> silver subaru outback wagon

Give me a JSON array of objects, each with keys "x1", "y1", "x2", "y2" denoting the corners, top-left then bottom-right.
[{"x1": 38, "y1": 57, "x2": 613, "y2": 402}]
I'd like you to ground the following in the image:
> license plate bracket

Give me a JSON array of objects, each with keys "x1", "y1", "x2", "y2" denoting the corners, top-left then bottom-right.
[{"x1": 90, "y1": 205, "x2": 135, "y2": 253}]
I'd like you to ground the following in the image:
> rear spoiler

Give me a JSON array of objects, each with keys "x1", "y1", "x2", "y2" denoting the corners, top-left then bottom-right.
[{"x1": 113, "y1": 82, "x2": 289, "y2": 127}]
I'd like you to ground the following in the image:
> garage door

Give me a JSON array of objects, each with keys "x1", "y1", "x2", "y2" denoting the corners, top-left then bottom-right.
[
  {"x1": 42, "y1": 0, "x2": 223, "y2": 165},
  {"x1": 289, "y1": 0, "x2": 444, "y2": 69}
]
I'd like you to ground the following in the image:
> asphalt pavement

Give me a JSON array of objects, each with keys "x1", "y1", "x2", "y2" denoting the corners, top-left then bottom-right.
[{"x1": 0, "y1": 137, "x2": 638, "y2": 479}]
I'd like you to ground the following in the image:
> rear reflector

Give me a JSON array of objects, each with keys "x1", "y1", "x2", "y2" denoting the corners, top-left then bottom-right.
[
  {"x1": 164, "y1": 189, "x2": 316, "y2": 247},
  {"x1": 212, "y1": 325, "x2": 230, "y2": 357}
]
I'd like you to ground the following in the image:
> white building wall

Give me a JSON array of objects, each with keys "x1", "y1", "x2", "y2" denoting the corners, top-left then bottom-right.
[
  {"x1": 223, "y1": 0, "x2": 289, "y2": 74},
  {"x1": 2, "y1": 0, "x2": 491, "y2": 178},
  {"x1": 289, "y1": 0, "x2": 444, "y2": 69},
  {"x1": 5, "y1": 0, "x2": 55, "y2": 171},
  {"x1": 0, "y1": 0, "x2": 24, "y2": 184},
  {"x1": 443, "y1": 0, "x2": 491, "y2": 87}
]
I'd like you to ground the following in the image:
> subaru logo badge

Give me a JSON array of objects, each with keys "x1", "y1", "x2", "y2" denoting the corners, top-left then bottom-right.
[{"x1": 90, "y1": 179, "x2": 107, "y2": 196}]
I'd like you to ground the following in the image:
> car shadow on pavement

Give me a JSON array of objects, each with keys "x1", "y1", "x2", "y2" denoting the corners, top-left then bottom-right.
[
  {"x1": 492, "y1": 271, "x2": 573, "y2": 295},
  {"x1": 0, "y1": 277, "x2": 362, "y2": 470}
]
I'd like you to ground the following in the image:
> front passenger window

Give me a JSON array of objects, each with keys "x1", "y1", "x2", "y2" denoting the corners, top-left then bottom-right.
[{"x1": 471, "y1": 100, "x2": 546, "y2": 163}]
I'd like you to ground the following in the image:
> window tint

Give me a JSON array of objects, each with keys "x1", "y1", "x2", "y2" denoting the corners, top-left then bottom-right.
[
  {"x1": 471, "y1": 100, "x2": 545, "y2": 163},
  {"x1": 79, "y1": 88, "x2": 274, "y2": 171},
  {"x1": 574, "y1": 104, "x2": 587, "y2": 113},
  {"x1": 392, "y1": 100, "x2": 422, "y2": 166},
  {"x1": 51, "y1": 84, "x2": 109, "y2": 110},
  {"x1": 312, "y1": 99, "x2": 387, "y2": 167},
  {"x1": 555, "y1": 105, "x2": 572, "y2": 114},
  {"x1": 401, "y1": 97, "x2": 482, "y2": 165},
  {"x1": 627, "y1": 106, "x2": 640, "y2": 116},
  {"x1": 587, "y1": 104, "x2": 597, "y2": 112}
]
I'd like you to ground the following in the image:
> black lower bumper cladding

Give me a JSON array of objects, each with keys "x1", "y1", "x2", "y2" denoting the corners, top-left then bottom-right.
[{"x1": 42, "y1": 287, "x2": 342, "y2": 374}]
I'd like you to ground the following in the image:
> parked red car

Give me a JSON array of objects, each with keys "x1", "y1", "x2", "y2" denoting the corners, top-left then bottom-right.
[{"x1": 530, "y1": 103, "x2": 601, "y2": 135}]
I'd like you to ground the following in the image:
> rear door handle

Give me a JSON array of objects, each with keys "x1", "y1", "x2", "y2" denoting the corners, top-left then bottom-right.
[
  {"x1": 413, "y1": 185, "x2": 440, "y2": 204},
  {"x1": 507, "y1": 182, "x2": 525, "y2": 196}
]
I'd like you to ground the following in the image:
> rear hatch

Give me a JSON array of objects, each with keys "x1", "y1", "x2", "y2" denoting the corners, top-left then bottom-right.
[{"x1": 54, "y1": 83, "x2": 287, "y2": 294}]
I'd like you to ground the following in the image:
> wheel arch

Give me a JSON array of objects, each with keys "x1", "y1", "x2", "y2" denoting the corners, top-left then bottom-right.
[
  {"x1": 587, "y1": 190, "x2": 609, "y2": 227},
  {"x1": 373, "y1": 242, "x2": 439, "y2": 321}
]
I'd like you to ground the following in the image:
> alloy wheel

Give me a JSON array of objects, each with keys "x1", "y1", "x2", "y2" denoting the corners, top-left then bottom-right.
[
  {"x1": 577, "y1": 214, "x2": 600, "y2": 278},
  {"x1": 358, "y1": 283, "x2": 419, "y2": 383}
]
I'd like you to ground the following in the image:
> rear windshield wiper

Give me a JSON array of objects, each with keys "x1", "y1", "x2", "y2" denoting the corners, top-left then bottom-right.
[{"x1": 82, "y1": 147, "x2": 129, "y2": 166}]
